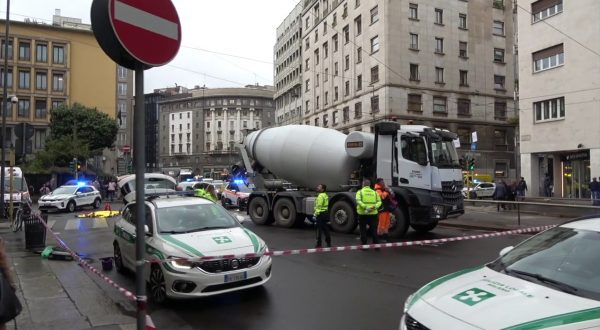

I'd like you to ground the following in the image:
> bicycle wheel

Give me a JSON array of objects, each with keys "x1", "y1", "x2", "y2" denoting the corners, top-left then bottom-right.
[{"x1": 11, "y1": 209, "x2": 22, "y2": 232}]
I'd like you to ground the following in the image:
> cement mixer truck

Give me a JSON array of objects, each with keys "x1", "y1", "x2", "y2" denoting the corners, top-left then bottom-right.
[{"x1": 235, "y1": 121, "x2": 464, "y2": 237}]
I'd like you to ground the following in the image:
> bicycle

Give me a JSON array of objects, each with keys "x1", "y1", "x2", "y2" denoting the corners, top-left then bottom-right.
[{"x1": 10, "y1": 198, "x2": 32, "y2": 232}]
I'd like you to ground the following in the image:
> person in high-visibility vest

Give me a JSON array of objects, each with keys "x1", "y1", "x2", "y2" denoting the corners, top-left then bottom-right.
[
  {"x1": 313, "y1": 184, "x2": 331, "y2": 248},
  {"x1": 193, "y1": 183, "x2": 208, "y2": 199},
  {"x1": 356, "y1": 179, "x2": 381, "y2": 246},
  {"x1": 204, "y1": 184, "x2": 218, "y2": 203}
]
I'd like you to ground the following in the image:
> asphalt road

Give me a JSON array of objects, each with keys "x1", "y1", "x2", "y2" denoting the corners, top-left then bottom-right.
[{"x1": 45, "y1": 205, "x2": 531, "y2": 330}]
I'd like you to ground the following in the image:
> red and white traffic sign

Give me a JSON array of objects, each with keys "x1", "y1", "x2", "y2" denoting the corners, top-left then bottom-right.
[
  {"x1": 108, "y1": 0, "x2": 181, "y2": 67},
  {"x1": 122, "y1": 145, "x2": 131, "y2": 153}
]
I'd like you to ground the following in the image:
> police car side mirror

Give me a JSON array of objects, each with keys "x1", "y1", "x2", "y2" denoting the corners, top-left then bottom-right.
[{"x1": 499, "y1": 246, "x2": 513, "y2": 257}]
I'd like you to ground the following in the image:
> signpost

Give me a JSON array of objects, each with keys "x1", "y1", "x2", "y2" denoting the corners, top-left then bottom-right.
[{"x1": 91, "y1": 1, "x2": 181, "y2": 328}]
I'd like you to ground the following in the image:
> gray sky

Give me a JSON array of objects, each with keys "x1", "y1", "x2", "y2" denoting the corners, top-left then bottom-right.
[{"x1": 5, "y1": 0, "x2": 299, "y2": 93}]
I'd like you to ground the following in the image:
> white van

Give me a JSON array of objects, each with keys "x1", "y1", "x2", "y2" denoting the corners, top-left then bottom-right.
[
  {"x1": 2, "y1": 167, "x2": 31, "y2": 207},
  {"x1": 117, "y1": 173, "x2": 177, "y2": 203}
]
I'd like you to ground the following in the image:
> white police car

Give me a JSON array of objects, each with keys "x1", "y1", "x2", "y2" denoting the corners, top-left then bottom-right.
[
  {"x1": 402, "y1": 217, "x2": 600, "y2": 329},
  {"x1": 113, "y1": 195, "x2": 272, "y2": 303},
  {"x1": 38, "y1": 184, "x2": 102, "y2": 213}
]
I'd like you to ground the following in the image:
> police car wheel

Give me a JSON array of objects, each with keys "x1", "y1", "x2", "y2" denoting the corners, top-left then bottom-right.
[
  {"x1": 92, "y1": 199, "x2": 101, "y2": 209},
  {"x1": 66, "y1": 201, "x2": 76, "y2": 213},
  {"x1": 113, "y1": 242, "x2": 125, "y2": 274},
  {"x1": 149, "y1": 265, "x2": 167, "y2": 304},
  {"x1": 221, "y1": 197, "x2": 228, "y2": 208}
]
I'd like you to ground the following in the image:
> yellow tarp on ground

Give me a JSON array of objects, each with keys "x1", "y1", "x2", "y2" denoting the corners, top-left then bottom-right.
[{"x1": 76, "y1": 210, "x2": 121, "y2": 218}]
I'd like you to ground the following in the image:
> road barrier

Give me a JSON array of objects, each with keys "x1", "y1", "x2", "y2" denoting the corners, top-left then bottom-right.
[{"x1": 147, "y1": 224, "x2": 555, "y2": 264}]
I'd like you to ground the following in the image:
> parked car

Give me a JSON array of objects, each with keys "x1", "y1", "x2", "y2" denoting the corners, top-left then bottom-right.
[
  {"x1": 221, "y1": 180, "x2": 251, "y2": 210},
  {"x1": 117, "y1": 173, "x2": 177, "y2": 203},
  {"x1": 2, "y1": 167, "x2": 31, "y2": 209},
  {"x1": 112, "y1": 195, "x2": 272, "y2": 303},
  {"x1": 402, "y1": 216, "x2": 600, "y2": 329},
  {"x1": 462, "y1": 182, "x2": 496, "y2": 199},
  {"x1": 38, "y1": 184, "x2": 102, "y2": 213}
]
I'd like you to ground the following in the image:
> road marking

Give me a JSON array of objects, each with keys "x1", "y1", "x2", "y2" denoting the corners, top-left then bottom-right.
[
  {"x1": 92, "y1": 219, "x2": 108, "y2": 229},
  {"x1": 64, "y1": 219, "x2": 80, "y2": 230},
  {"x1": 46, "y1": 220, "x2": 56, "y2": 229}
]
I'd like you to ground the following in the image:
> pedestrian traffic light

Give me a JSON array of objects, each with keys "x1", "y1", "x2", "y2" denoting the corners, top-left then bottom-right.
[
  {"x1": 469, "y1": 159, "x2": 475, "y2": 171},
  {"x1": 77, "y1": 161, "x2": 81, "y2": 171}
]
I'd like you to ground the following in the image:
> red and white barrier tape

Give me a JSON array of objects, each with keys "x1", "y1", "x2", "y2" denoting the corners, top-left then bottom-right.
[
  {"x1": 34, "y1": 213, "x2": 155, "y2": 329},
  {"x1": 148, "y1": 224, "x2": 556, "y2": 264}
]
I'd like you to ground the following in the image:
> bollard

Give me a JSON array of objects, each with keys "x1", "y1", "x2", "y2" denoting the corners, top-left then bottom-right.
[{"x1": 517, "y1": 201, "x2": 521, "y2": 226}]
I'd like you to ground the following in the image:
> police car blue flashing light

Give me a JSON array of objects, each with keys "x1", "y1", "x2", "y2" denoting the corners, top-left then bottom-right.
[
  {"x1": 76, "y1": 181, "x2": 86, "y2": 186},
  {"x1": 186, "y1": 178, "x2": 194, "y2": 182},
  {"x1": 234, "y1": 179, "x2": 245, "y2": 185}
]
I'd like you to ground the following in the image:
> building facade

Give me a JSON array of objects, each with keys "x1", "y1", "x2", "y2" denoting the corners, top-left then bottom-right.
[
  {"x1": 274, "y1": 2, "x2": 304, "y2": 126},
  {"x1": 158, "y1": 85, "x2": 275, "y2": 178},
  {"x1": 518, "y1": 0, "x2": 598, "y2": 198},
  {"x1": 296, "y1": 0, "x2": 518, "y2": 181}
]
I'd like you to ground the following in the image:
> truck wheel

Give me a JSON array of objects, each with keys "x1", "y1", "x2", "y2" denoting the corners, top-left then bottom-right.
[
  {"x1": 249, "y1": 197, "x2": 273, "y2": 225},
  {"x1": 273, "y1": 198, "x2": 297, "y2": 228},
  {"x1": 388, "y1": 208, "x2": 409, "y2": 238},
  {"x1": 411, "y1": 222, "x2": 438, "y2": 234},
  {"x1": 329, "y1": 200, "x2": 357, "y2": 233}
]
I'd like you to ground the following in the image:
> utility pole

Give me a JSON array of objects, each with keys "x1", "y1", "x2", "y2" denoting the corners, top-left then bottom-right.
[{"x1": 0, "y1": 0, "x2": 11, "y2": 218}]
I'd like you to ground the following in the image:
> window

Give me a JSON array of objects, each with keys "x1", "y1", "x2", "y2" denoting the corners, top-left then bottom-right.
[
  {"x1": 34, "y1": 129, "x2": 47, "y2": 149},
  {"x1": 324, "y1": 68, "x2": 329, "y2": 81},
  {"x1": 325, "y1": 91, "x2": 329, "y2": 105},
  {"x1": 324, "y1": 22, "x2": 328, "y2": 35},
  {"x1": 494, "y1": 48, "x2": 505, "y2": 63},
  {"x1": 53, "y1": 45, "x2": 65, "y2": 64},
  {"x1": 460, "y1": 70, "x2": 468, "y2": 86},
  {"x1": 435, "y1": 37, "x2": 444, "y2": 53},
  {"x1": 118, "y1": 82, "x2": 127, "y2": 95},
  {"x1": 344, "y1": 55, "x2": 350, "y2": 70},
  {"x1": 494, "y1": 75, "x2": 506, "y2": 89},
  {"x1": 345, "y1": 81, "x2": 350, "y2": 96},
  {"x1": 459, "y1": 13, "x2": 467, "y2": 29},
  {"x1": 457, "y1": 99, "x2": 471, "y2": 115},
  {"x1": 459, "y1": 41, "x2": 468, "y2": 57},
  {"x1": 343, "y1": 107, "x2": 350, "y2": 121},
  {"x1": 435, "y1": 67, "x2": 444, "y2": 83},
  {"x1": 532, "y1": 0, "x2": 562, "y2": 22},
  {"x1": 494, "y1": 130, "x2": 507, "y2": 145},
  {"x1": 343, "y1": 25, "x2": 350, "y2": 44},
  {"x1": 315, "y1": 49, "x2": 319, "y2": 64},
  {"x1": 494, "y1": 101, "x2": 507, "y2": 119},
  {"x1": 18, "y1": 69, "x2": 30, "y2": 89},
  {"x1": 332, "y1": 111, "x2": 338, "y2": 125},
  {"x1": 370, "y1": 65, "x2": 379, "y2": 83},
  {"x1": 457, "y1": 128, "x2": 471, "y2": 145},
  {"x1": 493, "y1": 20, "x2": 505, "y2": 36},
  {"x1": 53, "y1": 73, "x2": 64, "y2": 91},
  {"x1": 118, "y1": 66, "x2": 127, "y2": 79},
  {"x1": 334, "y1": 86, "x2": 339, "y2": 100},
  {"x1": 354, "y1": 102, "x2": 362, "y2": 118},
  {"x1": 533, "y1": 44, "x2": 564, "y2": 72},
  {"x1": 433, "y1": 97, "x2": 447, "y2": 113},
  {"x1": 343, "y1": 3, "x2": 348, "y2": 18},
  {"x1": 51, "y1": 99, "x2": 64, "y2": 109},
  {"x1": 534, "y1": 97, "x2": 565, "y2": 122},
  {"x1": 435, "y1": 8, "x2": 443, "y2": 24},
  {"x1": 305, "y1": 79, "x2": 310, "y2": 92},
  {"x1": 357, "y1": 74, "x2": 362, "y2": 90},
  {"x1": 409, "y1": 33, "x2": 419, "y2": 50},
  {"x1": 314, "y1": 29, "x2": 319, "y2": 43},
  {"x1": 314, "y1": 117, "x2": 320, "y2": 126},
  {"x1": 323, "y1": 114, "x2": 328, "y2": 127},
  {"x1": 18, "y1": 99, "x2": 30, "y2": 118},
  {"x1": 316, "y1": 96, "x2": 320, "y2": 109},
  {"x1": 356, "y1": 47, "x2": 362, "y2": 63},
  {"x1": 305, "y1": 100, "x2": 310, "y2": 113},
  {"x1": 494, "y1": 161, "x2": 508, "y2": 178},
  {"x1": 333, "y1": 34, "x2": 338, "y2": 52},
  {"x1": 409, "y1": 3, "x2": 418, "y2": 19},
  {"x1": 0, "y1": 39, "x2": 12, "y2": 60},
  {"x1": 410, "y1": 63, "x2": 419, "y2": 81},
  {"x1": 332, "y1": 13, "x2": 337, "y2": 27},
  {"x1": 334, "y1": 62, "x2": 339, "y2": 75},
  {"x1": 0, "y1": 68, "x2": 12, "y2": 87},
  {"x1": 36, "y1": 71, "x2": 47, "y2": 90},
  {"x1": 36, "y1": 43, "x2": 47, "y2": 62},
  {"x1": 371, "y1": 95, "x2": 379, "y2": 113},
  {"x1": 371, "y1": 35, "x2": 380, "y2": 53},
  {"x1": 370, "y1": 5, "x2": 379, "y2": 23},
  {"x1": 316, "y1": 74, "x2": 320, "y2": 87},
  {"x1": 407, "y1": 94, "x2": 422, "y2": 112},
  {"x1": 401, "y1": 135, "x2": 428, "y2": 164},
  {"x1": 35, "y1": 99, "x2": 47, "y2": 119},
  {"x1": 355, "y1": 0, "x2": 360, "y2": 8},
  {"x1": 355, "y1": 15, "x2": 362, "y2": 35},
  {"x1": 18, "y1": 41, "x2": 30, "y2": 61},
  {"x1": 323, "y1": 42, "x2": 328, "y2": 58},
  {"x1": 305, "y1": 37, "x2": 310, "y2": 49}
]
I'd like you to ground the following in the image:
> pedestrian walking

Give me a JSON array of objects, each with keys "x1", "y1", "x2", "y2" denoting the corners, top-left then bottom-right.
[
  {"x1": 313, "y1": 184, "x2": 331, "y2": 248},
  {"x1": 506, "y1": 181, "x2": 517, "y2": 210},
  {"x1": 0, "y1": 239, "x2": 21, "y2": 329},
  {"x1": 374, "y1": 178, "x2": 394, "y2": 242},
  {"x1": 107, "y1": 180, "x2": 117, "y2": 202},
  {"x1": 356, "y1": 179, "x2": 381, "y2": 248},
  {"x1": 590, "y1": 177, "x2": 600, "y2": 206},
  {"x1": 516, "y1": 177, "x2": 528, "y2": 201},
  {"x1": 492, "y1": 180, "x2": 508, "y2": 211},
  {"x1": 543, "y1": 173, "x2": 553, "y2": 197}
]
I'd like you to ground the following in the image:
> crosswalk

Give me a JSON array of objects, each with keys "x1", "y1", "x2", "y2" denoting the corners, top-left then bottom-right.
[{"x1": 47, "y1": 218, "x2": 111, "y2": 232}]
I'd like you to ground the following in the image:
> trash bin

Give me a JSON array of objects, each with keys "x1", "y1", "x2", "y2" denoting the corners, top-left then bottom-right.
[{"x1": 25, "y1": 214, "x2": 47, "y2": 251}]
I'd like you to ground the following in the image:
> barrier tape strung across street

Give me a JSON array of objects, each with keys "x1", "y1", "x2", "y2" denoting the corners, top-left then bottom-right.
[
  {"x1": 34, "y1": 213, "x2": 157, "y2": 329},
  {"x1": 147, "y1": 224, "x2": 556, "y2": 265}
]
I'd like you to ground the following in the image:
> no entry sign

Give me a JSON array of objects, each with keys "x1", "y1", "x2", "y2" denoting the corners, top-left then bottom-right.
[{"x1": 91, "y1": 0, "x2": 181, "y2": 69}]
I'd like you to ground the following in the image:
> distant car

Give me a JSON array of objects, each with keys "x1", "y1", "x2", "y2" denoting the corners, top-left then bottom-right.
[
  {"x1": 176, "y1": 181, "x2": 202, "y2": 193},
  {"x1": 38, "y1": 185, "x2": 102, "y2": 213},
  {"x1": 221, "y1": 180, "x2": 251, "y2": 209},
  {"x1": 402, "y1": 216, "x2": 600, "y2": 329},
  {"x1": 112, "y1": 195, "x2": 272, "y2": 303},
  {"x1": 117, "y1": 173, "x2": 177, "y2": 203},
  {"x1": 462, "y1": 182, "x2": 496, "y2": 199}
]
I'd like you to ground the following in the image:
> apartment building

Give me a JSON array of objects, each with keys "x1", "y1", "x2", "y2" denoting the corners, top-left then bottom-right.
[
  {"x1": 518, "y1": 0, "x2": 598, "y2": 198},
  {"x1": 274, "y1": 2, "x2": 304, "y2": 126},
  {"x1": 297, "y1": 0, "x2": 517, "y2": 180},
  {"x1": 158, "y1": 85, "x2": 274, "y2": 178}
]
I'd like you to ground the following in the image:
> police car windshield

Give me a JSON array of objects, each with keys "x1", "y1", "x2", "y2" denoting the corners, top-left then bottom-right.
[
  {"x1": 488, "y1": 226, "x2": 600, "y2": 301},
  {"x1": 156, "y1": 204, "x2": 238, "y2": 234},
  {"x1": 53, "y1": 186, "x2": 78, "y2": 195}
]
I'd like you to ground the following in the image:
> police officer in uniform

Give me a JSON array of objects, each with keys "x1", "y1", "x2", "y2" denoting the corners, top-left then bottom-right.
[
  {"x1": 314, "y1": 184, "x2": 331, "y2": 248},
  {"x1": 193, "y1": 183, "x2": 208, "y2": 199},
  {"x1": 356, "y1": 179, "x2": 381, "y2": 246}
]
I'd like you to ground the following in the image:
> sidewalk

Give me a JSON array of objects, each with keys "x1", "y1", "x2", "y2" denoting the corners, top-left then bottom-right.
[{"x1": 0, "y1": 220, "x2": 135, "y2": 330}]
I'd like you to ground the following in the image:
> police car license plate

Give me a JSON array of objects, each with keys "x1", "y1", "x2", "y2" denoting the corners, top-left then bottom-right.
[{"x1": 224, "y1": 272, "x2": 247, "y2": 283}]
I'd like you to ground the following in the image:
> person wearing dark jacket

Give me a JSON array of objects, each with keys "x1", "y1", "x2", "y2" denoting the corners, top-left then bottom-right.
[
  {"x1": 590, "y1": 178, "x2": 600, "y2": 206},
  {"x1": 493, "y1": 180, "x2": 508, "y2": 211}
]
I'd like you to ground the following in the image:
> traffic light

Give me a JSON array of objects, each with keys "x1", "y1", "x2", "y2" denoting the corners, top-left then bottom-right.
[
  {"x1": 469, "y1": 159, "x2": 475, "y2": 171},
  {"x1": 69, "y1": 160, "x2": 75, "y2": 172},
  {"x1": 77, "y1": 161, "x2": 81, "y2": 171}
]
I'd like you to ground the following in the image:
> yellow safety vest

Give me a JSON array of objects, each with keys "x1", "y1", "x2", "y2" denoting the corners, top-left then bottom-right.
[
  {"x1": 314, "y1": 192, "x2": 329, "y2": 215},
  {"x1": 194, "y1": 189, "x2": 207, "y2": 198},
  {"x1": 356, "y1": 186, "x2": 381, "y2": 215}
]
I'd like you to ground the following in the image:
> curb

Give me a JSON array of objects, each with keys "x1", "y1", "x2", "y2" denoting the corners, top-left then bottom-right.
[{"x1": 439, "y1": 222, "x2": 527, "y2": 232}]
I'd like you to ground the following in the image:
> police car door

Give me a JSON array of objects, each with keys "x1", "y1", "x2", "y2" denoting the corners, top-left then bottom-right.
[{"x1": 398, "y1": 134, "x2": 431, "y2": 190}]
